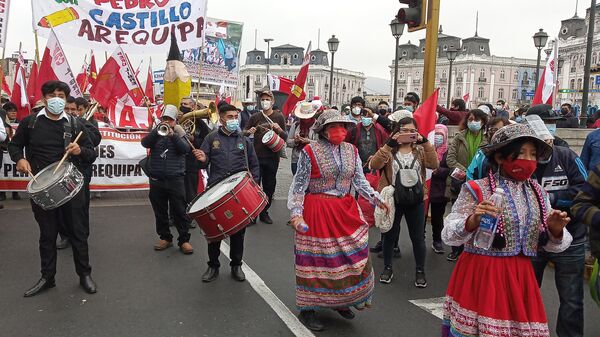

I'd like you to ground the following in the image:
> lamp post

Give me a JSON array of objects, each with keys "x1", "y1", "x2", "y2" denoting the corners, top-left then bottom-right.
[
  {"x1": 532, "y1": 28, "x2": 549, "y2": 94},
  {"x1": 446, "y1": 47, "x2": 458, "y2": 108},
  {"x1": 390, "y1": 18, "x2": 405, "y2": 111},
  {"x1": 327, "y1": 35, "x2": 339, "y2": 106},
  {"x1": 264, "y1": 38, "x2": 273, "y2": 76}
]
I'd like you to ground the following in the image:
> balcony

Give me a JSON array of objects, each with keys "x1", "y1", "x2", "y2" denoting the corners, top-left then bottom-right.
[
  {"x1": 413, "y1": 79, "x2": 421, "y2": 84},
  {"x1": 440, "y1": 78, "x2": 448, "y2": 83},
  {"x1": 478, "y1": 77, "x2": 487, "y2": 83},
  {"x1": 397, "y1": 79, "x2": 406, "y2": 84},
  {"x1": 254, "y1": 81, "x2": 263, "y2": 87},
  {"x1": 456, "y1": 77, "x2": 463, "y2": 83},
  {"x1": 521, "y1": 80, "x2": 530, "y2": 86}
]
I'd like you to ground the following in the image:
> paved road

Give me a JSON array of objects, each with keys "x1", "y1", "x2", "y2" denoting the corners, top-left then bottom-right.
[{"x1": 1, "y1": 160, "x2": 598, "y2": 336}]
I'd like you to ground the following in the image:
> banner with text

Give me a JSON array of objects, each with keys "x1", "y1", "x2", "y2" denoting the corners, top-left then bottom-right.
[
  {"x1": 32, "y1": 0, "x2": 207, "y2": 54},
  {"x1": 0, "y1": 0, "x2": 10, "y2": 49},
  {"x1": 181, "y1": 18, "x2": 243, "y2": 87},
  {"x1": 0, "y1": 126, "x2": 150, "y2": 191},
  {"x1": 108, "y1": 99, "x2": 154, "y2": 129}
]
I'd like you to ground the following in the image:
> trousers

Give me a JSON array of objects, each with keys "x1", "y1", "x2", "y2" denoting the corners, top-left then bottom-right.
[
  {"x1": 207, "y1": 228, "x2": 246, "y2": 268},
  {"x1": 258, "y1": 158, "x2": 279, "y2": 215},
  {"x1": 149, "y1": 177, "x2": 190, "y2": 245}
]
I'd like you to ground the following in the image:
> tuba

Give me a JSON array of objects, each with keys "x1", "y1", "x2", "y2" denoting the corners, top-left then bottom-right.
[{"x1": 179, "y1": 102, "x2": 218, "y2": 135}]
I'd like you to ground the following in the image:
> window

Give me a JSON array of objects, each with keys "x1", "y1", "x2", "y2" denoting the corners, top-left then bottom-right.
[
  {"x1": 310, "y1": 55, "x2": 316, "y2": 61},
  {"x1": 577, "y1": 78, "x2": 583, "y2": 89},
  {"x1": 415, "y1": 71, "x2": 420, "y2": 78},
  {"x1": 514, "y1": 71, "x2": 519, "y2": 81},
  {"x1": 399, "y1": 72, "x2": 405, "y2": 80},
  {"x1": 323, "y1": 56, "x2": 327, "y2": 63},
  {"x1": 442, "y1": 70, "x2": 447, "y2": 79},
  {"x1": 500, "y1": 70, "x2": 505, "y2": 80},
  {"x1": 521, "y1": 89, "x2": 527, "y2": 101},
  {"x1": 283, "y1": 56, "x2": 288, "y2": 65},
  {"x1": 463, "y1": 46, "x2": 467, "y2": 52},
  {"x1": 498, "y1": 88, "x2": 504, "y2": 99},
  {"x1": 443, "y1": 45, "x2": 448, "y2": 51},
  {"x1": 293, "y1": 53, "x2": 299, "y2": 59},
  {"x1": 570, "y1": 79, "x2": 576, "y2": 90},
  {"x1": 561, "y1": 27, "x2": 568, "y2": 35},
  {"x1": 593, "y1": 52, "x2": 598, "y2": 65},
  {"x1": 441, "y1": 87, "x2": 446, "y2": 98},
  {"x1": 580, "y1": 57, "x2": 585, "y2": 66},
  {"x1": 455, "y1": 87, "x2": 462, "y2": 97},
  {"x1": 480, "y1": 69, "x2": 485, "y2": 78},
  {"x1": 422, "y1": 47, "x2": 426, "y2": 52},
  {"x1": 480, "y1": 45, "x2": 485, "y2": 51},
  {"x1": 523, "y1": 71, "x2": 529, "y2": 80},
  {"x1": 512, "y1": 89, "x2": 518, "y2": 99},
  {"x1": 256, "y1": 55, "x2": 262, "y2": 61},
  {"x1": 274, "y1": 53, "x2": 279, "y2": 59},
  {"x1": 478, "y1": 86, "x2": 484, "y2": 98},
  {"x1": 399, "y1": 88, "x2": 405, "y2": 98},
  {"x1": 402, "y1": 51, "x2": 408, "y2": 56}
]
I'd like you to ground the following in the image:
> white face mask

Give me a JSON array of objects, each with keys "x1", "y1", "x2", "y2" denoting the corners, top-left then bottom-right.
[
  {"x1": 261, "y1": 100, "x2": 272, "y2": 111},
  {"x1": 351, "y1": 107, "x2": 362, "y2": 116},
  {"x1": 46, "y1": 97, "x2": 66, "y2": 115}
]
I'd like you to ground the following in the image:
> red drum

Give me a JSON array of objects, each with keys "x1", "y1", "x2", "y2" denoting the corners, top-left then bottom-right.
[
  {"x1": 262, "y1": 130, "x2": 285, "y2": 152},
  {"x1": 186, "y1": 171, "x2": 268, "y2": 242}
]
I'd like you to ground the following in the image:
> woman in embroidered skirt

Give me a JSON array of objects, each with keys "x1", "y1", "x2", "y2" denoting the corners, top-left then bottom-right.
[
  {"x1": 441, "y1": 123, "x2": 572, "y2": 337},
  {"x1": 288, "y1": 110, "x2": 389, "y2": 331}
]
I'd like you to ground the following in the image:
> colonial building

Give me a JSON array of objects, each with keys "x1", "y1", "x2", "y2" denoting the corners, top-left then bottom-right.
[
  {"x1": 389, "y1": 27, "x2": 540, "y2": 109},
  {"x1": 236, "y1": 44, "x2": 366, "y2": 108},
  {"x1": 554, "y1": 4, "x2": 600, "y2": 107}
]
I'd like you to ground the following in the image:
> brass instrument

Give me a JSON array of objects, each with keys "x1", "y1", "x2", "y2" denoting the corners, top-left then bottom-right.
[
  {"x1": 157, "y1": 123, "x2": 171, "y2": 137},
  {"x1": 179, "y1": 102, "x2": 218, "y2": 135}
]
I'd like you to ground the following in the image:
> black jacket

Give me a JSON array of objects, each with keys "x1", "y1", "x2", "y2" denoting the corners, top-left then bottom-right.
[
  {"x1": 141, "y1": 129, "x2": 190, "y2": 179},
  {"x1": 200, "y1": 128, "x2": 260, "y2": 186},
  {"x1": 185, "y1": 119, "x2": 210, "y2": 173},
  {"x1": 240, "y1": 108, "x2": 256, "y2": 131}
]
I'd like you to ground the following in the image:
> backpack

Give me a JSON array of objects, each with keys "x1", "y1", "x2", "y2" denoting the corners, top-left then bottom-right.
[{"x1": 393, "y1": 152, "x2": 424, "y2": 205}]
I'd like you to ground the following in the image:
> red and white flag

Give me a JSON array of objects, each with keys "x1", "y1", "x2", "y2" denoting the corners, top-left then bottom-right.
[
  {"x1": 37, "y1": 29, "x2": 83, "y2": 101},
  {"x1": 90, "y1": 47, "x2": 144, "y2": 108},
  {"x1": 268, "y1": 74, "x2": 295, "y2": 94},
  {"x1": 26, "y1": 61, "x2": 39, "y2": 107},
  {"x1": 76, "y1": 58, "x2": 90, "y2": 93},
  {"x1": 214, "y1": 83, "x2": 231, "y2": 107},
  {"x1": 108, "y1": 99, "x2": 153, "y2": 129},
  {"x1": 144, "y1": 59, "x2": 155, "y2": 104},
  {"x1": 11, "y1": 52, "x2": 29, "y2": 120},
  {"x1": 532, "y1": 40, "x2": 558, "y2": 106},
  {"x1": 462, "y1": 93, "x2": 470, "y2": 104},
  {"x1": 0, "y1": 63, "x2": 12, "y2": 97},
  {"x1": 281, "y1": 42, "x2": 311, "y2": 116},
  {"x1": 89, "y1": 51, "x2": 98, "y2": 88}
]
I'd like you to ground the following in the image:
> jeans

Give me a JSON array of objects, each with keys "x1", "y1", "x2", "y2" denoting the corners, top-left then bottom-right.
[
  {"x1": 291, "y1": 162, "x2": 298, "y2": 175},
  {"x1": 430, "y1": 201, "x2": 447, "y2": 243},
  {"x1": 531, "y1": 244, "x2": 585, "y2": 337},
  {"x1": 383, "y1": 202, "x2": 426, "y2": 270},
  {"x1": 258, "y1": 158, "x2": 279, "y2": 215},
  {"x1": 207, "y1": 228, "x2": 246, "y2": 268},
  {"x1": 149, "y1": 177, "x2": 190, "y2": 245}
]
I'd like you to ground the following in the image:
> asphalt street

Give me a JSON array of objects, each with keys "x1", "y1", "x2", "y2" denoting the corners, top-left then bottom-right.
[{"x1": 1, "y1": 160, "x2": 598, "y2": 337}]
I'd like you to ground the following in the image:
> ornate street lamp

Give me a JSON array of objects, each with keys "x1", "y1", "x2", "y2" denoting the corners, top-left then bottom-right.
[
  {"x1": 390, "y1": 18, "x2": 405, "y2": 111},
  {"x1": 264, "y1": 38, "x2": 274, "y2": 75},
  {"x1": 327, "y1": 35, "x2": 339, "y2": 106},
  {"x1": 533, "y1": 28, "x2": 549, "y2": 93},
  {"x1": 446, "y1": 47, "x2": 458, "y2": 108}
]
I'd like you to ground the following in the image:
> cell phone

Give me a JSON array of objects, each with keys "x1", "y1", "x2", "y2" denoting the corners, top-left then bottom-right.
[{"x1": 395, "y1": 133, "x2": 418, "y2": 144}]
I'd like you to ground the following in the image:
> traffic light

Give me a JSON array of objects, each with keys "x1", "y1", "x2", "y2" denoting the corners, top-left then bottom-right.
[{"x1": 397, "y1": 0, "x2": 427, "y2": 32}]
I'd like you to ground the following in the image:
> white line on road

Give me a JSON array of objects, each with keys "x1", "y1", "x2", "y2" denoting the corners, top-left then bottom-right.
[{"x1": 220, "y1": 242, "x2": 315, "y2": 337}]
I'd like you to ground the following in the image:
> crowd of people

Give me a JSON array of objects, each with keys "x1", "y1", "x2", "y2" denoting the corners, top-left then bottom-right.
[{"x1": 1, "y1": 79, "x2": 600, "y2": 336}]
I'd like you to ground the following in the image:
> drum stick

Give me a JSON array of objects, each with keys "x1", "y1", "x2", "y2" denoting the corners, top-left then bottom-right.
[
  {"x1": 53, "y1": 131, "x2": 83, "y2": 174},
  {"x1": 185, "y1": 137, "x2": 196, "y2": 150},
  {"x1": 27, "y1": 169, "x2": 38, "y2": 183}
]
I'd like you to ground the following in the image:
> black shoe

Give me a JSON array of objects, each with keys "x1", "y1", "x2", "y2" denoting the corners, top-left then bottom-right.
[
  {"x1": 446, "y1": 252, "x2": 459, "y2": 262},
  {"x1": 12, "y1": 192, "x2": 20, "y2": 200},
  {"x1": 415, "y1": 270, "x2": 427, "y2": 288},
  {"x1": 24, "y1": 277, "x2": 55, "y2": 297},
  {"x1": 202, "y1": 267, "x2": 219, "y2": 283},
  {"x1": 369, "y1": 240, "x2": 383, "y2": 253},
  {"x1": 80, "y1": 275, "x2": 97, "y2": 294},
  {"x1": 432, "y1": 241, "x2": 445, "y2": 254},
  {"x1": 247, "y1": 218, "x2": 257, "y2": 226},
  {"x1": 379, "y1": 266, "x2": 393, "y2": 284},
  {"x1": 231, "y1": 266, "x2": 246, "y2": 282},
  {"x1": 393, "y1": 247, "x2": 402, "y2": 258},
  {"x1": 336, "y1": 308, "x2": 355, "y2": 320},
  {"x1": 56, "y1": 238, "x2": 70, "y2": 250},
  {"x1": 298, "y1": 310, "x2": 324, "y2": 332},
  {"x1": 259, "y1": 213, "x2": 273, "y2": 224}
]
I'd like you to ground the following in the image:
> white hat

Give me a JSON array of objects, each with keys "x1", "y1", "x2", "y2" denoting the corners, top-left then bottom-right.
[
  {"x1": 388, "y1": 109, "x2": 413, "y2": 122},
  {"x1": 162, "y1": 104, "x2": 178, "y2": 120},
  {"x1": 294, "y1": 102, "x2": 317, "y2": 119},
  {"x1": 524, "y1": 115, "x2": 554, "y2": 141},
  {"x1": 478, "y1": 104, "x2": 491, "y2": 116},
  {"x1": 242, "y1": 97, "x2": 255, "y2": 104}
]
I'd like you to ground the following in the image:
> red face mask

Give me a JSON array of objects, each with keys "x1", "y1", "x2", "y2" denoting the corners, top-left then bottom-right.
[
  {"x1": 503, "y1": 158, "x2": 537, "y2": 181},
  {"x1": 327, "y1": 126, "x2": 347, "y2": 145}
]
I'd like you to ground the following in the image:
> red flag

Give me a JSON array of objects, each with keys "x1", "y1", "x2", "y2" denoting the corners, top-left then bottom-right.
[
  {"x1": 281, "y1": 42, "x2": 311, "y2": 116},
  {"x1": 268, "y1": 74, "x2": 295, "y2": 95},
  {"x1": 11, "y1": 53, "x2": 29, "y2": 120},
  {"x1": 37, "y1": 30, "x2": 83, "y2": 101},
  {"x1": 413, "y1": 88, "x2": 439, "y2": 140},
  {"x1": 144, "y1": 60, "x2": 155, "y2": 104},
  {"x1": 89, "y1": 52, "x2": 98, "y2": 88},
  {"x1": 90, "y1": 47, "x2": 144, "y2": 107},
  {"x1": 462, "y1": 93, "x2": 470, "y2": 104},
  {"x1": 532, "y1": 42, "x2": 557, "y2": 106},
  {"x1": 76, "y1": 59, "x2": 89, "y2": 93},
  {"x1": 26, "y1": 61, "x2": 39, "y2": 107},
  {"x1": 0, "y1": 64, "x2": 12, "y2": 97}
]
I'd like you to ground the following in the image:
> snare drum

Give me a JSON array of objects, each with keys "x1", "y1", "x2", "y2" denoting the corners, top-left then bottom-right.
[
  {"x1": 261, "y1": 130, "x2": 285, "y2": 153},
  {"x1": 27, "y1": 161, "x2": 84, "y2": 210},
  {"x1": 187, "y1": 171, "x2": 268, "y2": 242}
]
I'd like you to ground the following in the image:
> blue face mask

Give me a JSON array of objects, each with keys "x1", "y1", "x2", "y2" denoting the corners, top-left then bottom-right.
[
  {"x1": 405, "y1": 106, "x2": 414, "y2": 113},
  {"x1": 546, "y1": 124, "x2": 557, "y2": 136},
  {"x1": 434, "y1": 134, "x2": 444, "y2": 147},
  {"x1": 515, "y1": 116, "x2": 523, "y2": 123},
  {"x1": 225, "y1": 119, "x2": 239, "y2": 132},
  {"x1": 362, "y1": 117, "x2": 373, "y2": 127},
  {"x1": 468, "y1": 120, "x2": 482, "y2": 132},
  {"x1": 47, "y1": 97, "x2": 66, "y2": 115}
]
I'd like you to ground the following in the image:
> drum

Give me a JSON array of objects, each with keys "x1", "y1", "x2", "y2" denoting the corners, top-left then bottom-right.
[
  {"x1": 261, "y1": 130, "x2": 285, "y2": 153},
  {"x1": 187, "y1": 171, "x2": 268, "y2": 242},
  {"x1": 27, "y1": 161, "x2": 84, "y2": 210}
]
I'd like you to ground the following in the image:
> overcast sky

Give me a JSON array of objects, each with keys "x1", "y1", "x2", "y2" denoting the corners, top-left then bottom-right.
[{"x1": 5, "y1": 0, "x2": 583, "y2": 80}]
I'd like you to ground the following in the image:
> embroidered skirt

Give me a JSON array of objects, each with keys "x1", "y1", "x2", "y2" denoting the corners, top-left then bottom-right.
[
  {"x1": 442, "y1": 252, "x2": 549, "y2": 337},
  {"x1": 295, "y1": 194, "x2": 374, "y2": 311}
]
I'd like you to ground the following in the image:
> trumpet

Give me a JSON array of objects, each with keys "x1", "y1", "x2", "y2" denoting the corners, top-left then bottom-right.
[{"x1": 157, "y1": 123, "x2": 171, "y2": 137}]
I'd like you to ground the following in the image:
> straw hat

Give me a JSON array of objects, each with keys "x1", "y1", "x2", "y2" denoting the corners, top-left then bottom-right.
[
  {"x1": 294, "y1": 102, "x2": 317, "y2": 119},
  {"x1": 481, "y1": 123, "x2": 552, "y2": 161}
]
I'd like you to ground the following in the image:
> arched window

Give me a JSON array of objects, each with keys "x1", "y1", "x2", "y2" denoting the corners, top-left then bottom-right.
[
  {"x1": 479, "y1": 45, "x2": 485, "y2": 51},
  {"x1": 293, "y1": 53, "x2": 299, "y2": 59},
  {"x1": 402, "y1": 51, "x2": 408, "y2": 57},
  {"x1": 310, "y1": 55, "x2": 316, "y2": 61},
  {"x1": 498, "y1": 88, "x2": 504, "y2": 99},
  {"x1": 512, "y1": 88, "x2": 518, "y2": 99},
  {"x1": 478, "y1": 86, "x2": 484, "y2": 98},
  {"x1": 580, "y1": 57, "x2": 585, "y2": 66},
  {"x1": 441, "y1": 87, "x2": 446, "y2": 98},
  {"x1": 283, "y1": 56, "x2": 289, "y2": 65},
  {"x1": 442, "y1": 70, "x2": 447, "y2": 79},
  {"x1": 523, "y1": 71, "x2": 529, "y2": 80},
  {"x1": 570, "y1": 79, "x2": 576, "y2": 90},
  {"x1": 274, "y1": 53, "x2": 279, "y2": 59},
  {"x1": 514, "y1": 71, "x2": 519, "y2": 81},
  {"x1": 577, "y1": 78, "x2": 583, "y2": 89},
  {"x1": 500, "y1": 70, "x2": 505, "y2": 80},
  {"x1": 455, "y1": 86, "x2": 462, "y2": 97},
  {"x1": 399, "y1": 88, "x2": 405, "y2": 98},
  {"x1": 592, "y1": 52, "x2": 598, "y2": 65}
]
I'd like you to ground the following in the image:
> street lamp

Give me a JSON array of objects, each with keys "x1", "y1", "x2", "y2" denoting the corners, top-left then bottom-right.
[
  {"x1": 533, "y1": 28, "x2": 549, "y2": 93},
  {"x1": 390, "y1": 18, "x2": 405, "y2": 111},
  {"x1": 264, "y1": 38, "x2": 273, "y2": 75},
  {"x1": 446, "y1": 47, "x2": 458, "y2": 108},
  {"x1": 327, "y1": 35, "x2": 339, "y2": 106}
]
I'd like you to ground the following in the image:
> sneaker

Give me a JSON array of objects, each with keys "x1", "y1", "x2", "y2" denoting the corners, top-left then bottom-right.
[
  {"x1": 415, "y1": 270, "x2": 427, "y2": 288},
  {"x1": 393, "y1": 247, "x2": 402, "y2": 258},
  {"x1": 446, "y1": 252, "x2": 459, "y2": 262},
  {"x1": 379, "y1": 266, "x2": 393, "y2": 284},
  {"x1": 369, "y1": 240, "x2": 383, "y2": 253},
  {"x1": 432, "y1": 241, "x2": 445, "y2": 254}
]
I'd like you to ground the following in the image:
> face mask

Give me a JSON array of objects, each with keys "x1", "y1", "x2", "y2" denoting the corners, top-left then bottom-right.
[
  {"x1": 351, "y1": 107, "x2": 362, "y2": 116},
  {"x1": 378, "y1": 108, "x2": 388, "y2": 115},
  {"x1": 225, "y1": 119, "x2": 239, "y2": 132},
  {"x1": 434, "y1": 134, "x2": 444, "y2": 147},
  {"x1": 247, "y1": 105, "x2": 256, "y2": 111},
  {"x1": 405, "y1": 106, "x2": 414, "y2": 113},
  {"x1": 327, "y1": 126, "x2": 347, "y2": 145},
  {"x1": 546, "y1": 124, "x2": 557, "y2": 136},
  {"x1": 515, "y1": 116, "x2": 523, "y2": 123},
  {"x1": 560, "y1": 108, "x2": 569, "y2": 115},
  {"x1": 46, "y1": 97, "x2": 66, "y2": 115},
  {"x1": 362, "y1": 117, "x2": 373, "y2": 127},
  {"x1": 156, "y1": 100, "x2": 164, "y2": 105},
  {"x1": 467, "y1": 120, "x2": 482, "y2": 132},
  {"x1": 502, "y1": 158, "x2": 537, "y2": 181},
  {"x1": 261, "y1": 100, "x2": 272, "y2": 111},
  {"x1": 180, "y1": 106, "x2": 192, "y2": 114},
  {"x1": 496, "y1": 105, "x2": 503, "y2": 111}
]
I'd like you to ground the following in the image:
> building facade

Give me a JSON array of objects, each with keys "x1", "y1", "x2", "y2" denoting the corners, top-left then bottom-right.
[
  {"x1": 389, "y1": 27, "x2": 539, "y2": 109},
  {"x1": 236, "y1": 44, "x2": 366, "y2": 108}
]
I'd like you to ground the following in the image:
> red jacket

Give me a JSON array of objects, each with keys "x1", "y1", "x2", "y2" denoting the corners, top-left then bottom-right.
[{"x1": 436, "y1": 105, "x2": 468, "y2": 125}]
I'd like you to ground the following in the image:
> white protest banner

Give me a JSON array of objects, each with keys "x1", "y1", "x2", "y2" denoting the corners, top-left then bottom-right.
[
  {"x1": 0, "y1": 0, "x2": 10, "y2": 49},
  {"x1": 108, "y1": 99, "x2": 153, "y2": 129},
  {"x1": 0, "y1": 126, "x2": 150, "y2": 192},
  {"x1": 32, "y1": 0, "x2": 207, "y2": 54}
]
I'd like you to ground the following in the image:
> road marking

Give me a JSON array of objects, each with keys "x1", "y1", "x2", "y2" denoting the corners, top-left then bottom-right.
[
  {"x1": 220, "y1": 242, "x2": 315, "y2": 337},
  {"x1": 409, "y1": 297, "x2": 446, "y2": 319}
]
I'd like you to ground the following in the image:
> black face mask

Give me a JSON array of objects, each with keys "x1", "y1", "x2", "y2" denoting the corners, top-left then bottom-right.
[
  {"x1": 561, "y1": 108, "x2": 569, "y2": 114},
  {"x1": 180, "y1": 106, "x2": 192, "y2": 114},
  {"x1": 378, "y1": 108, "x2": 388, "y2": 115}
]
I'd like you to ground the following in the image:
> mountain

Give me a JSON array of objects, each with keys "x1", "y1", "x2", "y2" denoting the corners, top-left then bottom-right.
[{"x1": 364, "y1": 77, "x2": 390, "y2": 95}]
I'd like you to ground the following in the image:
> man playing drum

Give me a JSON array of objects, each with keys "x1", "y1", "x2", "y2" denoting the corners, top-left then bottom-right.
[
  {"x1": 8, "y1": 81, "x2": 98, "y2": 297},
  {"x1": 194, "y1": 103, "x2": 260, "y2": 283}
]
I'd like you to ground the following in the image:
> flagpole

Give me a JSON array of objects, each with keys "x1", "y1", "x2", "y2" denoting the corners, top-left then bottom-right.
[
  {"x1": 34, "y1": 30, "x2": 41, "y2": 65},
  {"x1": 197, "y1": 46, "x2": 204, "y2": 102},
  {"x1": 552, "y1": 39, "x2": 559, "y2": 110}
]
